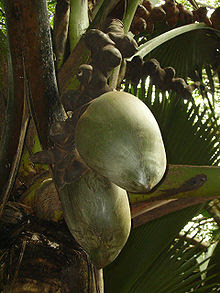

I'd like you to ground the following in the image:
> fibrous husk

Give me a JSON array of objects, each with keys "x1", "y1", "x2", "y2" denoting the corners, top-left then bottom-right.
[
  {"x1": 59, "y1": 169, "x2": 131, "y2": 269},
  {"x1": 136, "y1": 4, "x2": 150, "y2": 21},
  {"x1": 131, "y1": 1, "x2": 213, "y2": 35},
  {"x1": 162, "y1": 0, "x2": 179, "y2": 27},
  {"x1": 108, "y1": 32, "x2": 138, "y2": 58},
  {"x1": 131, "y1": 16, "x2": 147, "y2": 35},
  {"x1": 193, "y1": 7, "x2": 212, "y2": 27},
  {"x1": 177, "y1": 4, "x2": 194, "y2": 24},
  {"x1": 126, "y1": 57, "x2": 199, "y2": 99},
  {"x1": 94, "y1": 44, "x2": 122, "y2": 72},
  {"x1": 142, "y1": 0, "x2": 153, "y2": 12},
  {"x1": 84, "y1": 29, "x2": 115, "y2": 54},
  {"x1": 125, "y1": 55, "x2": 144, "y2": 84},
  {"x1": 105, "y1": 18, "x2": 138, "y2": 58},
  {"x1": 149, "y1": 6, "x2": 166, "y2": 22},
  {"x1": 75, "y1": 91, "x2": 167, "y2": 193}
]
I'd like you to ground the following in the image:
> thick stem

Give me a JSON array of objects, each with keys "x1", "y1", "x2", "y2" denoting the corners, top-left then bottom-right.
[
  {"x1": 123, "y1": 0, "x2": 140, "y2": 33},
  {"x1": 0, "y1": 94, "x2": 30, "y2": 217},
  {"x1": 0, "y1": 30, "x2": 7, "y2": 108},
  {"x1": 132, "y1": 196, "x2": 217, "y2": 227},
  {"x1": 69, "y1": 0, "x2": 89, "y2": 52},
  {"x1": 2, "y1": 2, "x2": 104, "y2": 291},
  {"x1": 53, "y1": 0, "x2": 70, "y2": 70},
  {"x1": 58, "y1": 38, "x2": 89, "y2": 93},
  {"x1": 90, "y1": 0, "x2": 120, "y2": 29},
  {"x1": 0, "y1": 1, "x2": 24, "y2": 200},
  {"x1": 130, "y1": 164, "x2": 220, "y2": 226},
  {"x1": 58, "y1": 0, "x2": 121, "y2": 93},
  {"x1": 129, "y1": 164, "x2": 220, "y2": 203},
  {"x1": 110, "y1": 0, "x2": 139, "y2": 89},
  {"x1": 15, "y1": 0, "x2": 67, "y2": 148}
]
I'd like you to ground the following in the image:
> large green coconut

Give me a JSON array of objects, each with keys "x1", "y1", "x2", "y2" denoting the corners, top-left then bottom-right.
[
  {"x1": 59, "y1": 169, "x2": 131, "y2": 269},
  {"x1": 75, "y1": 91, "x2": 166, "y2": 193}
]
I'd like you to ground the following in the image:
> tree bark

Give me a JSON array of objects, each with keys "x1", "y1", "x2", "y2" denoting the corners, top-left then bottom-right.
[
  {"x1": 1, "y1": 202, "x2": 103, "y2": 292},
  {"x1": 13, "y1": 0, "x2": 67, "y2": 148},
  {"x1": 53, "y1": 0, "x2": 70, "y2": 70},
  {"x1": 0, "y1": 1, "x2": 24, "y2": 200},
  {"x1": 2, "y1": 1, "x2": 103, "y2": 291}
]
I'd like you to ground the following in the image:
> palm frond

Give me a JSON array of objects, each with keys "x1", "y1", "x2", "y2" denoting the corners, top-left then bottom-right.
[
  {"x1": 136, "y1": 24, "x2": 218, "y2": 71},
  {"x1": 104, "y1": 205, "x2": 202, "y2": 293},
  {"x1": 137, "y1": 25, "x2": 220, "y2": 79},
  {"x1": 139, "y1": 88, "x2": 220, "y2": 166},
  {"x1": 106, "y1": 21, "x2": 220, "y2": 293},
  {"x1": 205, "y1": 240, "x2": 220, "y2": 288},
  {"x1": 104, "y1": 206, "x2": 220, "y2": 293}
]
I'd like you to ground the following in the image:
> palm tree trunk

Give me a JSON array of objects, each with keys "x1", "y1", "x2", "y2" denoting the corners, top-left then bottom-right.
[
  {"x1": 1, "y1": 202, "x2": 103, "y2": 292},
  {"x1": 2, "y1": 0, "x2": 104, "y2": 290}
]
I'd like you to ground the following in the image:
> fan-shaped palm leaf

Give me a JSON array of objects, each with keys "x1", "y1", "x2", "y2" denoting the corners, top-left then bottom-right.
[
  {"x1": 104, "y1": 205, "x2": 213, "y2": 293},
  {"x1": 136, "y1": 24, "x2": 220, "y2": 78},
  {"x1": 141, "y1": 89, "x2": 220, "y2": 166},
  {"x1": 104, "y1": 85, "x2": 219, "y2": 291},
  {"x1": 104, "y1": 20, "x2": 220, "y2": 292},
  {"x1": 124, "y1": 233, "x2": 217, "y2": 293}
]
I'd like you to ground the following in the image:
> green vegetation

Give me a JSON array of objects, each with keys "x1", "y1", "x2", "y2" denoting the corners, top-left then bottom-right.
[{"x1": 0, "y1": 0, "x2": 219, "y2": 292}]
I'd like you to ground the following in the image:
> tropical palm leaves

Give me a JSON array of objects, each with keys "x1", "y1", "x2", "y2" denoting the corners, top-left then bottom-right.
[
  {"x1": 0, "y1": 1, "x2": 219, "y2": 292},
  {"x1": 103, "y1": 86, "x2": 220, "y2": 291},
  {"x1": 144, "y1": 90, "x2": 219, "y2": 165},
  {"x1": 104, "y1": 205, "x2": 212, "y2": 293},
  {"x1": 104, "y1": 21, "x2": 220, "y2": 292}
]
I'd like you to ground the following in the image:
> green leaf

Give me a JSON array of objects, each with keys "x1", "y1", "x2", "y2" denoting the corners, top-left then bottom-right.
[
  {"x1": 107, "y1": 20, "x2": 220, "y2": 289},
  {"x1": 143, "y1": 91, "x2": 220, "y2": 166},
  {"x1": 127, "y1": 87, "x2": 220, "y2": 204},
  {"x1": 104, "y1": 205, "x2": 202, "y2": 293},
  {"x1": 135, "y1": 24, "x2": 219, "y2": 64},
  {"x1": 205, "y1": 241, "x2": 220, "y2": 287}
]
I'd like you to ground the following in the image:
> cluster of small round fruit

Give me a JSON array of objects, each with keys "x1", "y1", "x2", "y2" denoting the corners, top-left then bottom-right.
[{"x1": 131, "y1": 0, "x2": 220, "y2": 35}]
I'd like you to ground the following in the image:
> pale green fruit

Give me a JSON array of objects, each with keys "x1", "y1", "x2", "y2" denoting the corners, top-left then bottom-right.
[
  {"x1": 59, "y1": 169, "x2": 131, "y2": 269},
  {"x1": 75, "y1": 91, "x2": 166, "y2": 193}
]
